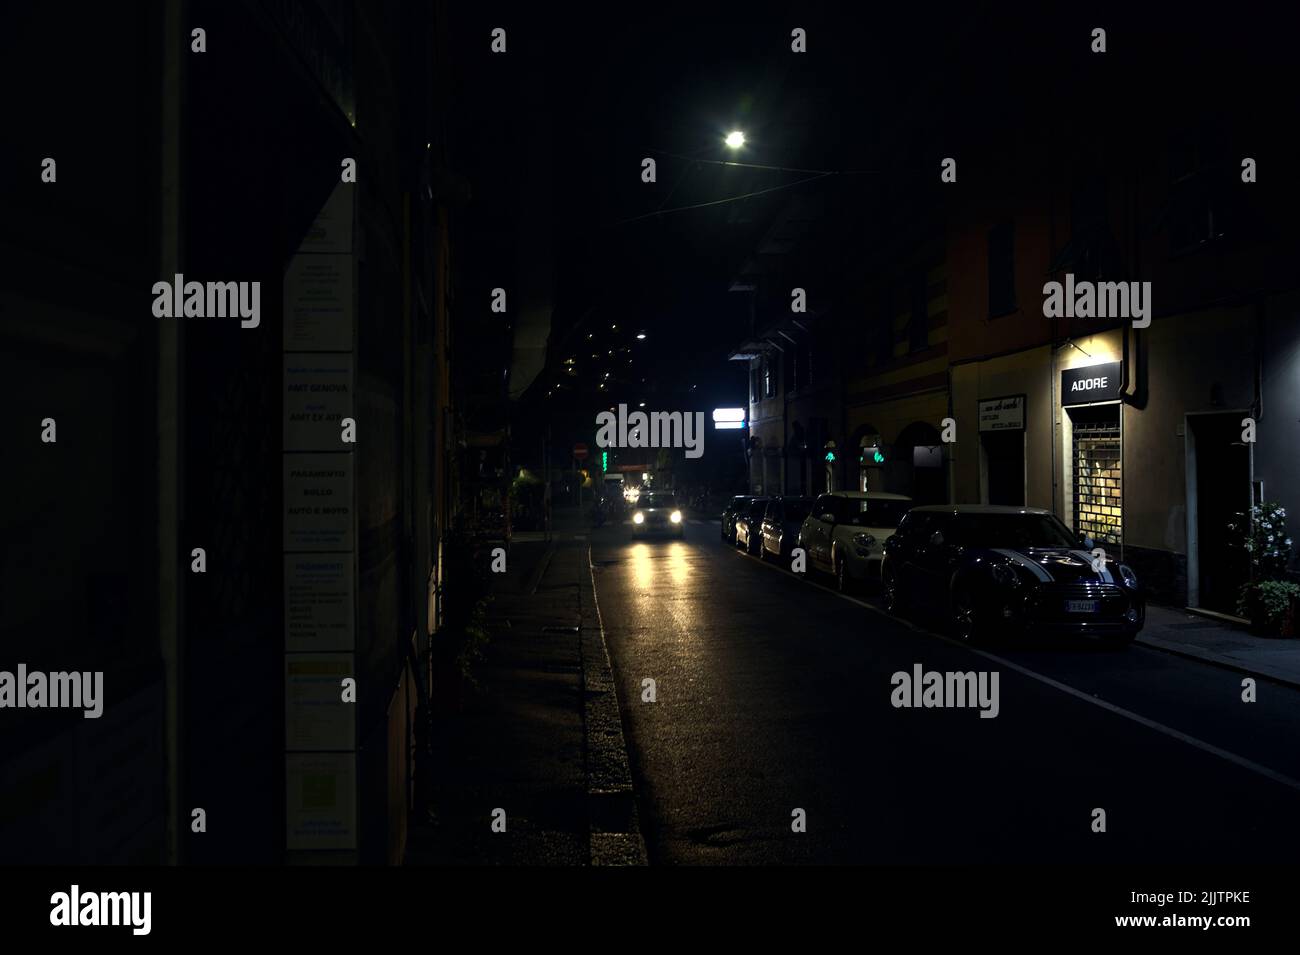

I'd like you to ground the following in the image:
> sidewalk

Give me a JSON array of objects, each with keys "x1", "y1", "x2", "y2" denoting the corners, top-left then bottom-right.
[
  {"x1": 1138, "y1": 603, "x2": 1300, "y2": 689},
  {"x1": 404, "y1": 509, "x2": 645, "y2": 865}
]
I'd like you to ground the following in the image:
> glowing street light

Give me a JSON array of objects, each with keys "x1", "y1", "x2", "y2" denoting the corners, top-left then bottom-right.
[{"x1": 725, "y1": 130, "x2": 745, "y2": 149}]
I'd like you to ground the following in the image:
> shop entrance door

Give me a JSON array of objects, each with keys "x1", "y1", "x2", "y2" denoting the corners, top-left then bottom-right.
[{"x1": 1070, "y1": 404, "x2": 1122, "y2": 547}]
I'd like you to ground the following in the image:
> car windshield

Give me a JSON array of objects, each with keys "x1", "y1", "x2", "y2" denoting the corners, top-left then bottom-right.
[
  {"x1": 784, "y1": 499, "x2": 813, "y2": 522},
  {"x1": 748, "y1": 499, "x2": 769, "y2": 517},
  {"x1": 642, "y1": 493, "x2": 677, "y2": 509},
  {"x1": 844, "y1": 498, "x2": 909, "y2": 528},
  {"x1": 950, "y1": 513, "x2": 1078, "y2": 548}
]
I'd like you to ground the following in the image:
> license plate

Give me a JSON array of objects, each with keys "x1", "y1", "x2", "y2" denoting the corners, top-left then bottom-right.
[{"x1": 1065, "y1": 599, "x2": 1099, "y2": 613}]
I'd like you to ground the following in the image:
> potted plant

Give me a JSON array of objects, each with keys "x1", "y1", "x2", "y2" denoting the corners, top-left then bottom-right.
[
  {"x1": 1237, "y1": 580, "x2": 1300, "y2": 636},
  {"x1": 1231, "y1": 502, "x2": 1297, "y2": 636}
]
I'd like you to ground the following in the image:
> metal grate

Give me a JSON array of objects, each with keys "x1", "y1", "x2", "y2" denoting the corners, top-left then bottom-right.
[{"x1": 1073, "y1": 413, "x2": 1122, "y2": 547}]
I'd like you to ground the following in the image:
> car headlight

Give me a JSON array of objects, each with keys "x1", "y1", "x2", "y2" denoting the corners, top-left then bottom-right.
[
  {"x1": 852, "y1": 532, "x2": 877, "y2": 555},
  {"x1": 670, "y1": 510, "x2": 682, "y2": 523},
  {"x1": 1118, "y1": 564, "x2": 1139, "y2": 589},
  {"x1": 991, "y1": 562, "x2": 1019, "y2": 588},
  {"x1": 633, "y1": 512, "x2": 644, "y2": 524}
]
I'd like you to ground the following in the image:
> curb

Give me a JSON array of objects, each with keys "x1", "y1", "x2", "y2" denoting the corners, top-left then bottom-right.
[
  {"x1": 1134, "y1": 634, "x2": 1300, "y2": 691},
  {"x1": 578, "y1": 544, "x2": 648, "y2": 866},
  {"x1": 524, "y1": 540, "x2": 556, "y2": 596}
]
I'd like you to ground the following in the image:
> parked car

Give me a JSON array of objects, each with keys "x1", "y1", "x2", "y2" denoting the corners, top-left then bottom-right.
[
  {"x1": 797, "y1": 491, "x2": 912, "y2": 591},
  {"x1": 734, "y1": 497, "x2": 770, "y2": 554},
  {"x1": 630, "y1": 491, "x2": 685, "y2": 538},
  {"x1": 881, "y1": 505, "x2": 1144, "y2": 645},
  {"x1": 721, "y1": 495, "x2": 754, "y2": 544},
  {"x1": 760, "y1": 496, "x2": 816, "y2": 562}
]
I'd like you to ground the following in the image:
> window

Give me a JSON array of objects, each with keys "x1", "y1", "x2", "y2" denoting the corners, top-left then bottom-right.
[
  {"x1": 987, "y1": 221, "x2": 1016, "y2": 317},
  {"x1": 784, "y1": 498, "x2": 814, "y2": 523},
  {"x1": 1166, "y1": 136, "x2": 1236, "y2": 254},
  {"x1": 1070, "y1": 176, "x2": 1107, "y2": 282},
  {"x1": 898, "y1": 510, "x2": 933, "y2": 543},
  {"x1": 762, "y1": 354, "x2": 776, "y2": 398},
  {"x1": 1167, "y1": 178, "x2": 1224, "y2": 253},
  {"x1": 909, "y1": 272, "x2": 929, "y2": 352},
  {"x1": 795, "y1": 340, "x2": 811, "y2": 390},
  {"x1": 1071, "y1": 405, "x2": 1122, "y2": 547}
]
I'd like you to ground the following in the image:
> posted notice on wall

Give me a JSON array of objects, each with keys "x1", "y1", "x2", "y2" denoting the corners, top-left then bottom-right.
[
  {"x1": 284, "y1": 453, "x2": 354, "y2": 552},
  {"x1": 284, "y1": 554, "x2": 354, "y2": 652},
  {"x1": 285, "y1": 653, "x2": 356, "y2": 752},
  {"x1": 283, "y1": 253, "x2": 354, "y2": 352},
  {"x1": 978, "y1": 394, "x2": 1026, "y2": 432},
  {"x1": 284, "y1": 353, "x2": 354, "y2": 451},
  {"x1": 285, "y1": 753, "x2": 357, "y2": 851}
]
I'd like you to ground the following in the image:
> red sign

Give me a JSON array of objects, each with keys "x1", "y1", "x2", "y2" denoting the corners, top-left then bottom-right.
[{"x1": 573, "y1": 443, "x2": 589, "y2": 461}]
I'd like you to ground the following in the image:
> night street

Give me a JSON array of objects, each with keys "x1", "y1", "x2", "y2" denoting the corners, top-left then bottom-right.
[
  {"x1": 6, "y1": 0, "x2": 1300, "y2": 939},
  {"x1": 590, "y1": 517, "x2": 1300, "y2": 864}
]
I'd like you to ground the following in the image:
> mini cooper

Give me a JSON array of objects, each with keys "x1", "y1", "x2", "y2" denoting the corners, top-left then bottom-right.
[{"x1": 881, "y1": 505, "x2": 1144, "y2": 644}]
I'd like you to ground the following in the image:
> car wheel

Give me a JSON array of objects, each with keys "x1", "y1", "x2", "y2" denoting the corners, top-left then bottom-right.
[
  {"x1": 882, "y1": 564, "x2": 901, "y2": 612},
  {"x1": 951, "y1": 589, "x2": 982, "y2": 643}
]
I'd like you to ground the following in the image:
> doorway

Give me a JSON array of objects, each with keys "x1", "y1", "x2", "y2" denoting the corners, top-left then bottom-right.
[
  {"x1": 1188, "y1": 412, "x2": 1252, "y2": 615},
  {"x1": 1069, "y1": 403, "x2": 1122, "y2": 547},
  {"x1": 981, "y1": 430, "x2": 1025, "y2": 506}
]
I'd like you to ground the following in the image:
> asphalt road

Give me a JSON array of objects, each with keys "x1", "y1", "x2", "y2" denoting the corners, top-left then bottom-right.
[{"x1": 588, "y1": 517, "x2": 1300, "y2": 864}]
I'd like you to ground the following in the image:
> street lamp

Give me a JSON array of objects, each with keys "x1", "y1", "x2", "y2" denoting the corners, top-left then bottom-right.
[{"x1": 725, "y1": 130, "x2": 745, "y2": 149}]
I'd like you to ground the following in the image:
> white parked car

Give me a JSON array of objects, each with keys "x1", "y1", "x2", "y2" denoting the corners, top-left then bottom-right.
[{"x1": 797, "y1": 491, "x2": 912, "y2": 591}]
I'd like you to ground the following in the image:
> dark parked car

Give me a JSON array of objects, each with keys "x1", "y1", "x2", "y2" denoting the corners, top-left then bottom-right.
[
  {"x1": 759, "y1": 496, "x2": 815, "y2": 561},
  {"x1": 734, "y1": 497, "x2": 770, "y2": 555},
  {"x1": 721, "y1": 495, "x2": 754, "y2": 545},
  {"x1": 631, "y1": 491, "x2": 684, "y2": 538},
  {"x1": 881, "y1": 505, "x2": 1144, "y2": 645}
]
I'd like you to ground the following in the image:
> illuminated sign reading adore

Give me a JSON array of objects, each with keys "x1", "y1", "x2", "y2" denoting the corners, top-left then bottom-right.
[{"x1": 1061, "y1": 361, "x2": 1123, "y2": 405}]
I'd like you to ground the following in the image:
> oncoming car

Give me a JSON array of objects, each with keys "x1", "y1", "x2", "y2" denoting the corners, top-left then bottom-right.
[
  {"x1": 881, "y1": 505, "x2": 1144, "y2": 645},
  {"x1": 630, "y1": 491, "x2": 685, "y2": 538}
]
